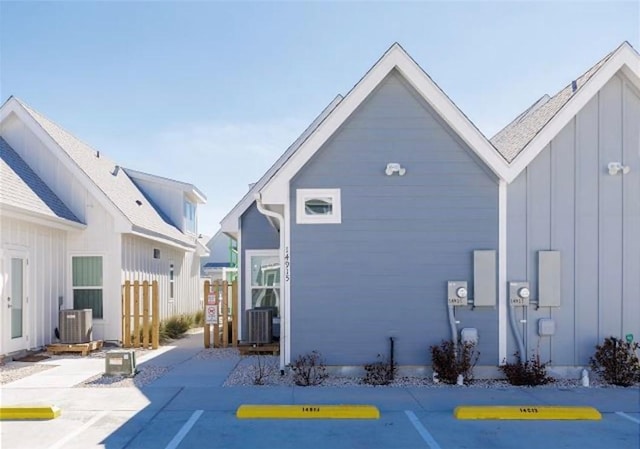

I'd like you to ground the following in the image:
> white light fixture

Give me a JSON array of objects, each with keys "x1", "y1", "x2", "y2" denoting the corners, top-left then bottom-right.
[
  {"x1": 385, "y1": 163, "x2": 406, "y2": 176},
  {"x1": 608, "y1": 162, "x2": 631, "y2": 175}
]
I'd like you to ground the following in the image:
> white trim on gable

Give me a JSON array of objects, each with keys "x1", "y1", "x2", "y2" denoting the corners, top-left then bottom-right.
[
  {"x1": 261, "y1": 43, "x2": 510, "y2": 203},
  {"x1": 504, "y1": 42, "x2": 640, "y2": 183},
  {"x1": 0, "y1": 99, "x2": 132, "y2": 233}
]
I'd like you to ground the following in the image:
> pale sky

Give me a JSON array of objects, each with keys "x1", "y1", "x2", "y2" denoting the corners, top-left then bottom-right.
[{"x1": 1, "y1": 1, "x2": 637, "y2": 234}]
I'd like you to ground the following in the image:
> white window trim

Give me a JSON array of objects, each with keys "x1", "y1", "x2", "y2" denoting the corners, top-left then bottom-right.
[
  {"x1": 296, "y1": 188, "x2": 341, "y2": 224},
  {"x1": 69, "y1": 253, "x2": 104, "y2": 320},
  {"x1": 168, "y1": 261, "x2": 175, "y2": 302},
  {"x1": 184, "y1": 198, "x2": 197, "y2": 235},
  {"x1": 244, "y1": 249, "x2": 280, "y2": 315}
]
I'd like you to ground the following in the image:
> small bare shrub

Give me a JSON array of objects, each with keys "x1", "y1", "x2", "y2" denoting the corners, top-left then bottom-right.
[
  {"x1": 430, "y1": 340, "x2": 479, "y2": 385},
  {"x1": 590, "y1": 336, "x2": 640, "y2": 387},
  {"x1": 500, "y1": 351, "x2": 554, "y2": 386},
  {"x1": 363, "y1": 354, "x2": 397, "y2": 386},
  {"x1": 250, "y1": 354, "x2": 274, "y2": 385},
  {"x1": 290, "y1": 351, "x2": 328, "y2": 386}
]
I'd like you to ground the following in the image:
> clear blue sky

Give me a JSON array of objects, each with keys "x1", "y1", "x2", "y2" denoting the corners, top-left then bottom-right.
[{"x1": 1, "y1": 1, "x2": 638, "y2": 234}]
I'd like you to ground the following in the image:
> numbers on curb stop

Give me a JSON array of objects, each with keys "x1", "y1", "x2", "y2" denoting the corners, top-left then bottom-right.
[
  {"x1": 301, "y1": 407, "x2": 321, "y2": 413},
  {"x1": 519, "y1": 407, "x2": 539, "y2": 413}
]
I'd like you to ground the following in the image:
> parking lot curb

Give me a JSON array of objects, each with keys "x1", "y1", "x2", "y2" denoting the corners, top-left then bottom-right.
[
  {"x1": 0, "y1": 405, "x2": 61, "y2": 420},
  {"x1": 454, "y1": 405, "x2": 602, "y2": 420},
  {"x1": 236, "y1": 404, "x2": 380, "y2": 419}
]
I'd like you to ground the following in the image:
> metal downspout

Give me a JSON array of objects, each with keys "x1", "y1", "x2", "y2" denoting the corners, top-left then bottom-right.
[{"x1": 254, "y1": 194, "x2": 287, "y2": 372}]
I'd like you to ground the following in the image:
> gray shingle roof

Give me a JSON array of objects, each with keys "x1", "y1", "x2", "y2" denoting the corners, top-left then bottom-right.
[
  {"x1": 16, "y1": 100, "x2": 196, "y2": 248},
  {"x1": 0, "y1": 137, "x2": 82, "y2": 224},
  {"x1": 491, "y1": 49, "x2": 616, "y2": 162}
]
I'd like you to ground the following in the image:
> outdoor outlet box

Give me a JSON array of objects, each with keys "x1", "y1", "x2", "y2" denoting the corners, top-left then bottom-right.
[
  {"x1": 105, "y1": 350, "x2": 137, "y2": 377},
  {"x1": 447, "y1": 281, "x2": 468, "y2": 306},
  {"x1": 538, "y1": 318, "x2": 556, "y2": 336},
  {"x1": 509, "y1": 282, "x2": 530, "y2": 306},
  {"x1": 461, "y1": 328, "x2": 479, "y2": 345}
]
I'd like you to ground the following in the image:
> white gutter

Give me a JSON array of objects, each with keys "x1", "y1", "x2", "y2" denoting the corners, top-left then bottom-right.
[{"x1": 254, "y1": 193, "x2": 287, "y2": 372}]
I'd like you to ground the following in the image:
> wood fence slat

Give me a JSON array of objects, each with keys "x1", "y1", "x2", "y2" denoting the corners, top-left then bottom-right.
[
  {"x1": 152, "y1": 280, "x2": 159, "y2": 349},
  {"x1": 133, "y1": 281, "x2": 141, "y2": 348},
  {"x1": 232, "y1": 280, "x2": 238, "y2": 347},
  {"x1": 213, "y1": 280, "x2": 220, "y2": 348},
  {"x1": 204, "y1": 280, "x2": 211, "y2": 348},
  {"x1": 222, "y1": 280, "x2": 229, "y2": 347},
  {"x1": 142, "y1": 281, "x2": 150, "y2": 348},
  {"x1": 123, "y1": 281, "x2": 131, "y2": 348}
]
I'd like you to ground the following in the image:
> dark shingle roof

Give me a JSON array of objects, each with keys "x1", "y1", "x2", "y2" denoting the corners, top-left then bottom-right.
[
  {"x1": 0, "y1": 137, "x2": 82, "y2": 224},
  {"x1": 491, "y1": 49, "x2": 616, "y2": 162}
]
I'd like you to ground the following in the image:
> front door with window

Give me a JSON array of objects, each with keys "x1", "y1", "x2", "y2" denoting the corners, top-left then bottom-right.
[{"x1": 2, "y1": 251, "x2": 28, "y2": 353}]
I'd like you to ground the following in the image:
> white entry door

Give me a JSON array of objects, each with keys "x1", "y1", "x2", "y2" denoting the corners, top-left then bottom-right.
[{"x1": 2, "y1": 252, "x2": 28, "y2": 353}]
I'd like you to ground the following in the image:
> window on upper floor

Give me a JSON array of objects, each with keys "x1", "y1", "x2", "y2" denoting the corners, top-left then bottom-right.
[
  {"x1": 296, "y1": 188, "x2": 342, "y2": 224},
  {"x1": 184, "y1": 199, "x2": 196, "y2": 234}
]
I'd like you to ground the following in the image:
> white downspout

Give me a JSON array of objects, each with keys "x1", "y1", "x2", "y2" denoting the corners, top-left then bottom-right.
[{"x1": 254, "y1": 193, "x2": 287, "y2": 372}]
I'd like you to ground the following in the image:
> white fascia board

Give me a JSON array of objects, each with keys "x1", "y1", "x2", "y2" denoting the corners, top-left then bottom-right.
[
  {"x1": 130, "y1": 227, "x2": 196, "y2": 252},
  {"x1": 124, "y1": 168, "x2": 207, "y2": 203},
  {"x1": 504, "y1": 44, "x2": 640, "y2": 183},
  {"x1": 0, "y1": 99, "x2": 133, "y2": 232},
  {"x1": 261, "y1": 44, "x2": 508, "y2": 203},
  {"x1": 0, "y1": 203, "x2": 87, "y2": 231}
]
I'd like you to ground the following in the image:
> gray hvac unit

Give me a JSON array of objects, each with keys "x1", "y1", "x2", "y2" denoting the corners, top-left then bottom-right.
[
  {"x1": 105, "y1": 350, "x2": 137, "y2": 376},
  {"x1": 59, "y1": 309, "x2": 93, "y2": 343},
  {"x1": 246, "y1": 309, "x2": 273, "y2": 344}
]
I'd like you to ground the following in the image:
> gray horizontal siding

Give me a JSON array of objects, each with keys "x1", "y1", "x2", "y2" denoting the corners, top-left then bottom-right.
[
  {"x1": 507, "y1": 74, "x2": 640, "y2": 366},
  {"x1": 289, "y1": 71, "x2": 499, "y2": 366}
]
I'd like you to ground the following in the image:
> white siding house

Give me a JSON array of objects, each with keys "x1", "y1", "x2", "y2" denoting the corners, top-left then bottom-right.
[{"x1": 0, "y1": 97, "x2": 208, "y2": 356}]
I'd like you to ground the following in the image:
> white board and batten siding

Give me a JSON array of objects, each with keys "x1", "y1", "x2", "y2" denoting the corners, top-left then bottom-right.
[
  {"x1": 121, "y1": 235, "x2": 201, "y2": 321},
  {"x1": 0, "y1": 217, "x2": 67, "y2": 353},
  {"x1": 507, "y1": 74, "x2": 640, "y2": 367}
]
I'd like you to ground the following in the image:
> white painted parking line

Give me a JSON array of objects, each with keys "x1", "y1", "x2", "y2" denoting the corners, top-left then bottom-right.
[
  {"x1": 405, "y1": 410, "x2": 442, "y2": 449},
  {"x1": 47, "y1": 411, "x2": 107, "y2": 449},
  {"x1": 616, "y1": 412, "x2": 640, "y2": 425},
  {"x1": 164, "y1": 409, "x2": 204, "y2": 449}
]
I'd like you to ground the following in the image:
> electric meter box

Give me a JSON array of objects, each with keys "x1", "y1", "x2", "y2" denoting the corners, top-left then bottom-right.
[
  {"x1": 447, "y1": 281, "x2": 468, "y2": 306},
  {"x1": 509, "y1": 282, "x2": 530, "y2": 306},
  {"x1": 105, "y1": 350, "x2": 137, "y2": 377}
]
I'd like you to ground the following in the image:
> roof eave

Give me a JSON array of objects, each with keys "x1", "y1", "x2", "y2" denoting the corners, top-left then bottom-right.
[{"x1": 0, "y1": 203, "x2": 87, "y2": 231}]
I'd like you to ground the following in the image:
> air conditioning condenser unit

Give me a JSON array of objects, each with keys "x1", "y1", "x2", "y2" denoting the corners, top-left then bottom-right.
[
  {"x1": 59, "y1": 309, "x2": 93, "y2": 344},
  {"x1": 246, "y1": 309, "x2": 272, "y2": 344}
]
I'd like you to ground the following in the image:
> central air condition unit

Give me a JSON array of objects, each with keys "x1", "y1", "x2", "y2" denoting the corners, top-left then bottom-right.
[
  {"x1": 246, "y1": 309, "x2": 272, "y2": 344},
  {"x1": 58, "y1": 309, "x2": 93, "y2": 344},
  {"x1": 105, "y1": 350, "x2": 137, "y2": 376}
]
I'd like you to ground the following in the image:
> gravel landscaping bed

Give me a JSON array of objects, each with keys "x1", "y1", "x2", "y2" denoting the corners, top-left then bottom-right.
[
  {"x1": 77, "y1": 365, "x2": 170, "y2": 388},
  {"x1": 194, "y1": 348, "x2": 241, "y2": 360},
  {"x1": 224, "y1": 355, "x2": 639, "y2": 389},
  {"x1": 0, "y1": 363, "x2": 57, "y2": 385}
]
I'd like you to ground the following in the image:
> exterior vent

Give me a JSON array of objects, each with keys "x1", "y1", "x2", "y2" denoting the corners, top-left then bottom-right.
[
  {"x1": 105, "y1": 350, "x2": 137, "y2": 376},
  {"x1": 246, "y1": 309, "x2": 272, "y2": 344},
  {"x1": 59, "y1": 309, "x2": 93, "y2": 344}
]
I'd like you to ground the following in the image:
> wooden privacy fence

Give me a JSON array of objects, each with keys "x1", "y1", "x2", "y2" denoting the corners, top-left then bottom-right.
[
  {"x1": 204, "y1": 280, "x2": 238, "y2": 348},
  {"x1": 122, "y1": 280, "x2": 160, "y2": 349}
]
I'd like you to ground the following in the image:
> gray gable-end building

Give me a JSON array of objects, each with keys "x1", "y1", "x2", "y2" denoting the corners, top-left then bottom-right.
[{"x1": 221, "y1": 42, "x2": 640, "y2": 377}]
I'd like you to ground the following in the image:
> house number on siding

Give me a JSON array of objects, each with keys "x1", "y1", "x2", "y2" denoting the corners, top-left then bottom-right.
[{"x1": 284, "y1": 247, "x2": 290, "y2": 282}]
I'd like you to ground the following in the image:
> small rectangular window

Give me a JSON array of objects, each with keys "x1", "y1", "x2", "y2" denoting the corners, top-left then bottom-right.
[
  {"x1": 184, "y1": 199, "x2": 196, "y2": 234},
  {"x1": 296, "y1": 189, "x2": 341, "y2": 224},
  {"x1": 169, "y1": 263, "x2": 175, "y2": 300},
  {"x1": 72, "y1": 256, "x2": 103, "y2": 319}
]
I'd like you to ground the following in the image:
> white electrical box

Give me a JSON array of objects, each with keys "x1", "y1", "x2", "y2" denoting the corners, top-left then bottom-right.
[
  {"x1": 538, "y1": 318, "x2": 556, "y2": 336},
  {"x1": 461, "y1": 328, "x2": 479, "y2": 345},
  {"x1": 447, "y1": 281, "x2": 468, "y2": 306},
  {"x1": 509, "y1": 282, "x2": 530, "y2": 306}
]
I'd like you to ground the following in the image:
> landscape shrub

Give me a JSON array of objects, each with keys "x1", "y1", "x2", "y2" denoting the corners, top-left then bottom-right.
[
  {"x1": 500, "y1": 351, "x2": 553, "y2": 386},
  {"x1": 193, "y1": 310, "x2": 204, "y2": 327},
  {"x1": 363, "y1": 354, "x2": 397, "y2": 386},
  {"x1": 430, "y1": 340, "x2": 479, "y2": 385},
  {"x1": 250, "y1": 354, "x2": 274, "y2": 385},
  {"x1": 290, "y1": 351, "x2": 328, "y2": 386},
  {"x1": 163, "y1": 315, "x2": 192, "y2": 339},
  {"x1": 590, "y1": 336, "x2": 640, "y2": 387}
]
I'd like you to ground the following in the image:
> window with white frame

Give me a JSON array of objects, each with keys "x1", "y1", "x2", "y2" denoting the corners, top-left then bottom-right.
[
  {"x1": 296, "y1": 188, "x2": 341, "y2": 224},
  {"x1": 184, "y1": 199, "x2": 196, "y2": 234},
  {"x1": 72, "y1": 256, "x2": 103, "y2": 319},
  {"x1": 169, "y1": 263, "x2": 175, "y2": 301},
  {"x1": 245, "y1": 251, "x2": 280, "y2": 317}
]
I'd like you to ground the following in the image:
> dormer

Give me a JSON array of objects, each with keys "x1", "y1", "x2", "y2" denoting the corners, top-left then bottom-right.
[{"x1": 124, "y1": 168, "x2": 207, "y2": 235}]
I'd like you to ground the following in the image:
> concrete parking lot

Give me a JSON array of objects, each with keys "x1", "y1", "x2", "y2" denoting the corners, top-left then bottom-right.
[{"x1": 1, "y1": 332, "x2": 638, "y2": 449}]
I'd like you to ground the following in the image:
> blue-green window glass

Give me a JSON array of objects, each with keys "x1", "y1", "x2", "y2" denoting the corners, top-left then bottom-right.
[{"x1": 72, "y1": 256, "x2": 103, "y2": 319}]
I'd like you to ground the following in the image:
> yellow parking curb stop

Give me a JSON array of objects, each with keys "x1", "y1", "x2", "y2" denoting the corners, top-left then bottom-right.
[
  {"x1": 0, "y1": 406, "x2": 61, "y2": 420},
  {"x1": 237, "y1": 404, "x2": 380, "y2": 419},
  {"x1": 454, "y1": 405, "x2": 601, "y2": 420}
]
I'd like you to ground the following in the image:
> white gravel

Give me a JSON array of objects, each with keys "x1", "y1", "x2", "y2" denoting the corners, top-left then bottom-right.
[
  {"x1": 194, "y1": 348, "x2": 241, "y2": 360},
  {"x1": 224, "y1": 355, "x2": 639, "y2": 388},
  {"x1": 0, "y1": 363, "x2": 56, "y2": 385},
  {"x1": 77, "y1": 365, "x2": 170, "y2": 388}
]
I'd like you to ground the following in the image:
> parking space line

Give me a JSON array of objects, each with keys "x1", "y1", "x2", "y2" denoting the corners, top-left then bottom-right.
[
  {"x1": 47, "y1": 411, "x2": 107, "y2": 449},
  {"x1": 616, "y1": 412, "x2": 640, "y2": 425},
  {"x1": 405, "y1": 410, "x2": 442, "y2": 449},
  {"x1": 164, "y1": 410, "x2": 203, "y2": 449}
]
